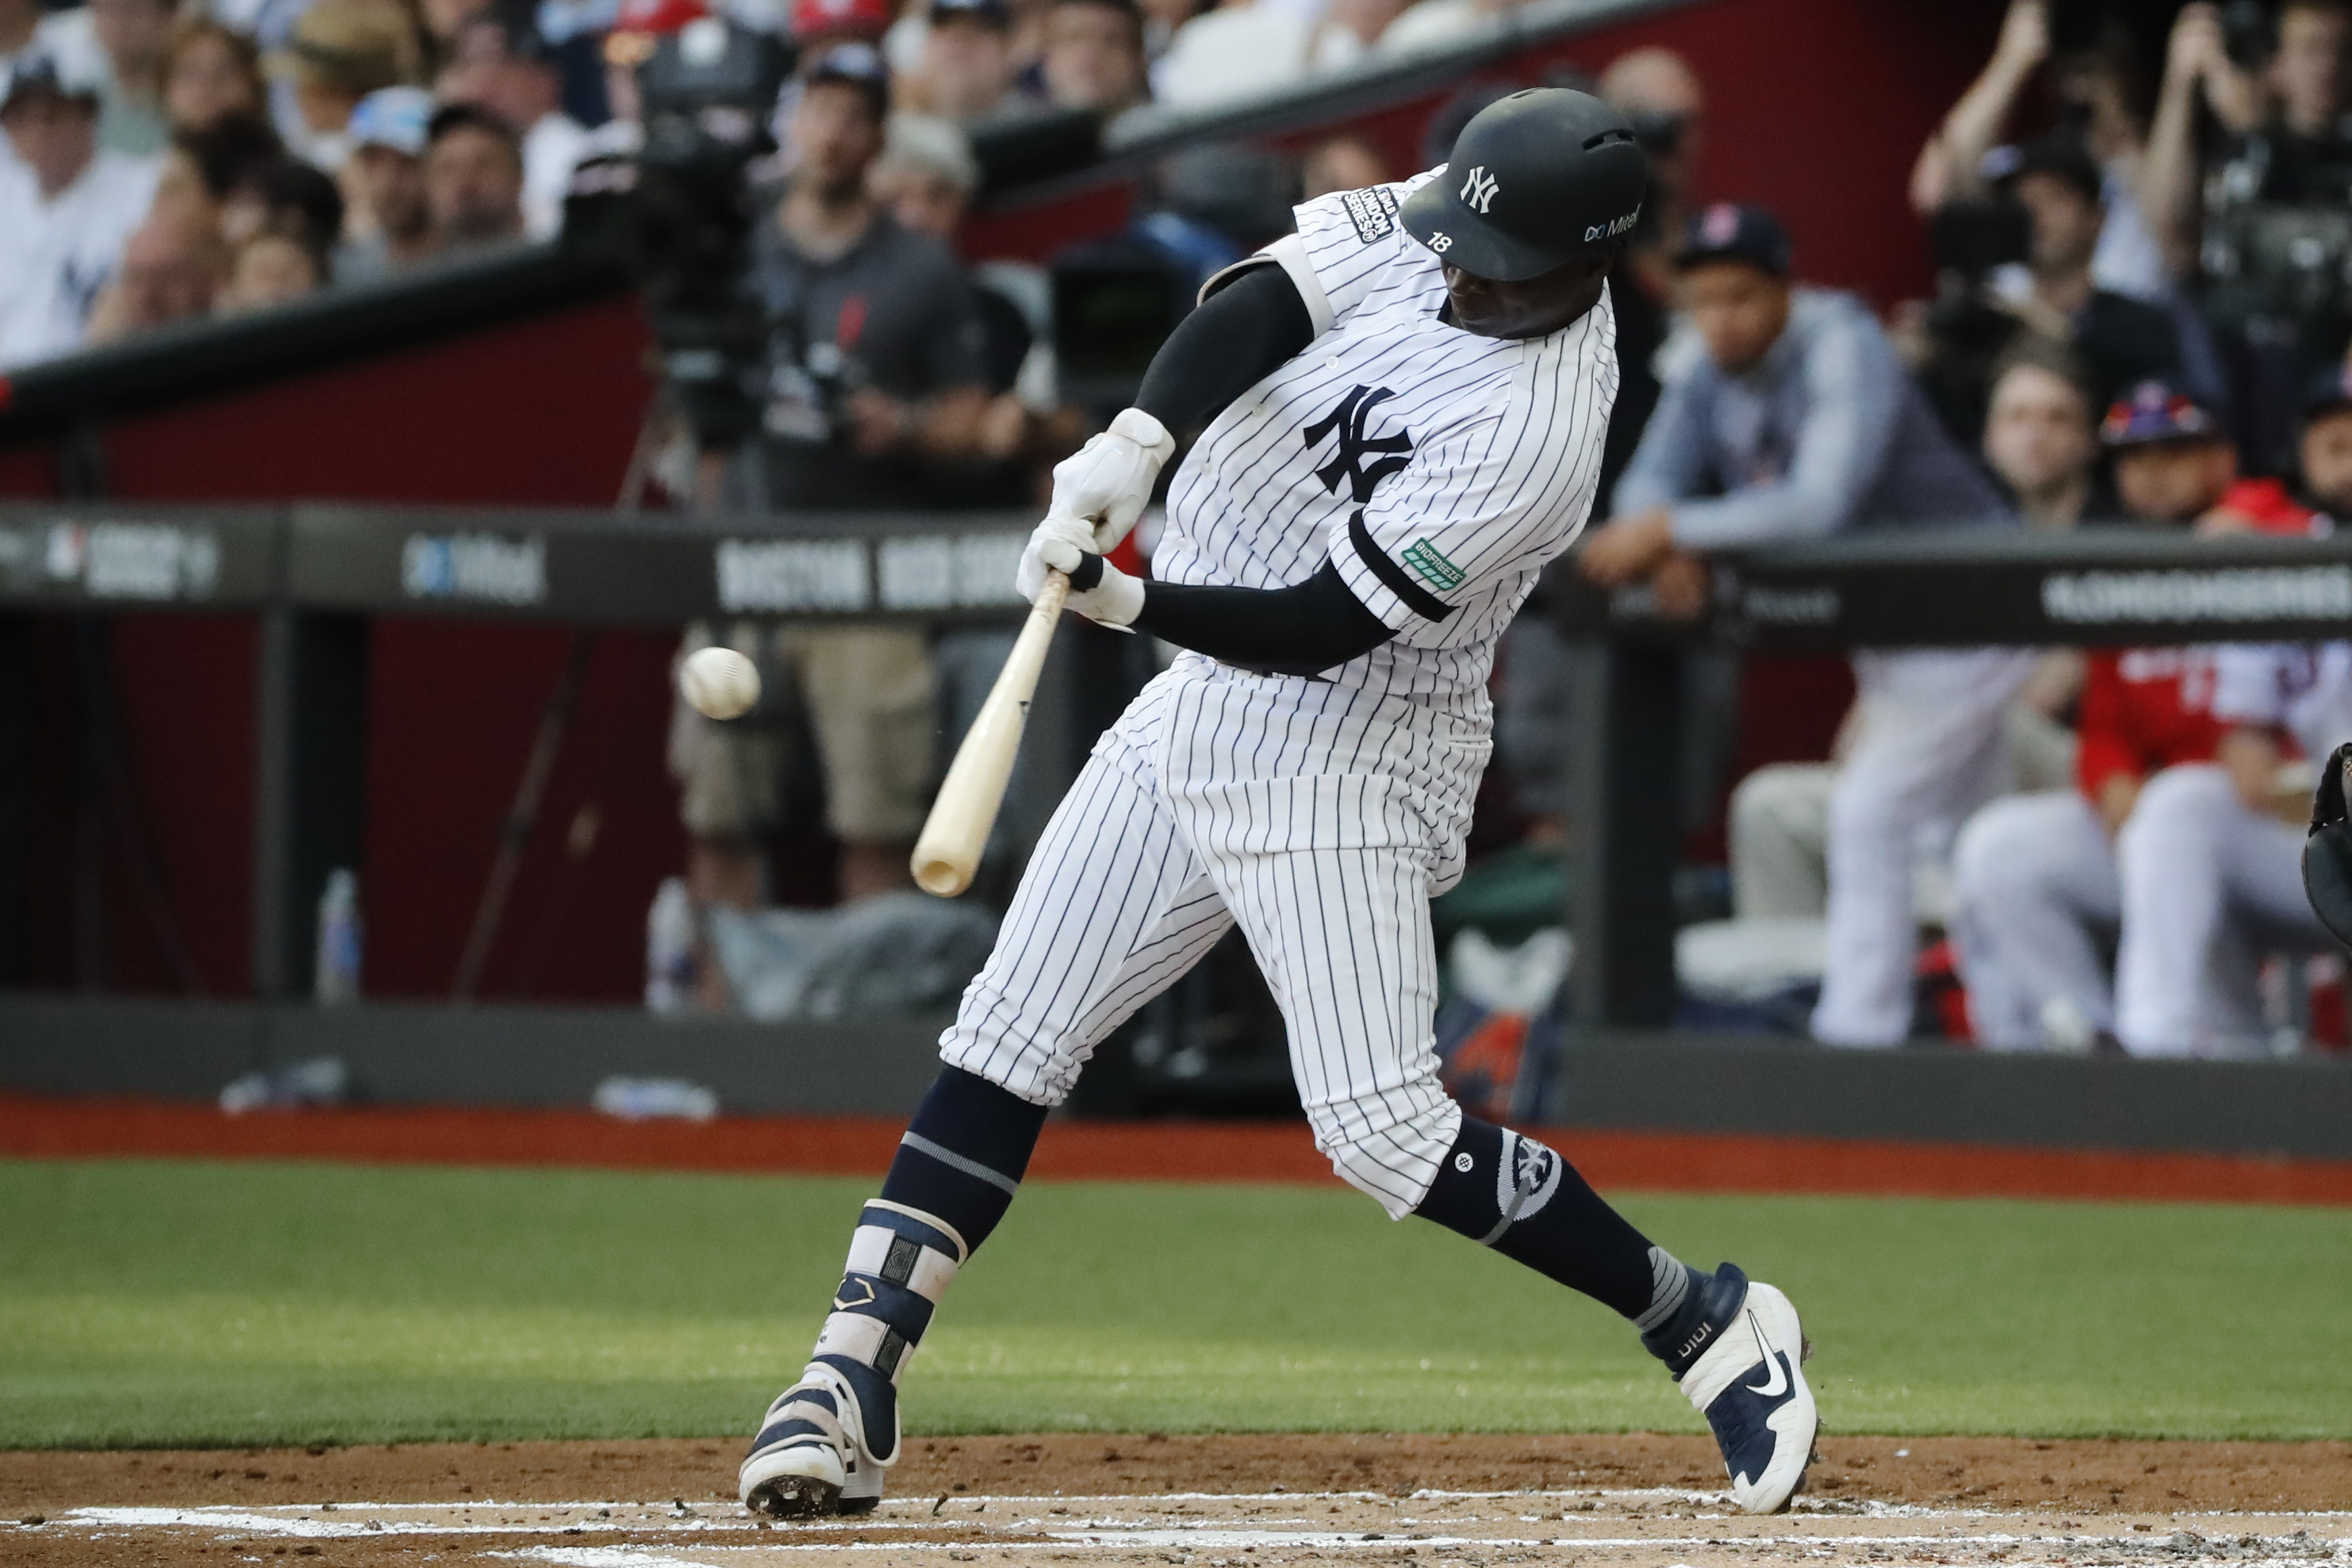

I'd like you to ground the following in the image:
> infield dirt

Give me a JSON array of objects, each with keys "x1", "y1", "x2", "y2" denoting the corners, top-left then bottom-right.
[{"x1": 4, "y1": 1435, "x2": 2349, "y2": 1568}]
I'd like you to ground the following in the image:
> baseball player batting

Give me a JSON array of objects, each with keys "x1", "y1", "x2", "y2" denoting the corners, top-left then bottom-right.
[{"x1": 737, "y1": 89, "x2": 1818, "y2": 1520}]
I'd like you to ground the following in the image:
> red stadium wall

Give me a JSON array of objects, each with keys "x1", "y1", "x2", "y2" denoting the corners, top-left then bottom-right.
[{"x1": 0, "y1": 0, "x2": 2001, "y2": 1003}]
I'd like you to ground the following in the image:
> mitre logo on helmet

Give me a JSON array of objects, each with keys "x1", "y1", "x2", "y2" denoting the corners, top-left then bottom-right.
[
  {"x1": 1398, "y1": 87, "x2": 1649, "y2": 282},
  {"x1": 1583, "y1": 206, "x2": 1641, "y2": 243}
]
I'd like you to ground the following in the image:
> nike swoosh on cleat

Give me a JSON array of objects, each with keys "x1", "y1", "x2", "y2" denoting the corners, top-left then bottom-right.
[{"x1": 1741, "y1": 1312, "x2": 1789, "y2": 1398}]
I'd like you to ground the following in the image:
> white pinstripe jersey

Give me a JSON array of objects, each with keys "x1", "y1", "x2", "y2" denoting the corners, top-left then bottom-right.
[{"x1": 1154, "y1": 166, "x2": 1620, "y2": 719}]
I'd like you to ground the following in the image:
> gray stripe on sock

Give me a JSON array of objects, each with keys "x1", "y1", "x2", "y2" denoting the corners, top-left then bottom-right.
[
  {"x1": 1632, "y1": 1246, "x2": 1690, "y2": 1333},
  {"x1": 899, "y1": 1132, "x2": 1020, "y2": 1196}
]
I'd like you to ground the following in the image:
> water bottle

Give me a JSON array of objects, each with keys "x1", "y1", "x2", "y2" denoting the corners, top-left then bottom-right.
[
  {"x1": 314, "y1": 869, "x2": 361, "y2": 1005},
  {"x1": 646, "y1": 876, "x2": 697, "y2": 1014}
]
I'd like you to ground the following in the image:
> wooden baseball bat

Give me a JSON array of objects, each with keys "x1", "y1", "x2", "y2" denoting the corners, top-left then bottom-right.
[{"x1": 911, "y1": 569, "x2": 1071, "y2": 897}]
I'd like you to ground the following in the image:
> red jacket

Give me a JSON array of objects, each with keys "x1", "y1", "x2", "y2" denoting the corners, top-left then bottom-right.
[{"x1": 2074, "y1": 481, "x2": 2318, "y2": 801}]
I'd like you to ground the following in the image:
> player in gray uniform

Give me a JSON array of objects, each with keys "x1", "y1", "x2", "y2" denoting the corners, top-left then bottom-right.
[{"x1": 738, "y1": 91, "x2": 1820, "y2": 1520}]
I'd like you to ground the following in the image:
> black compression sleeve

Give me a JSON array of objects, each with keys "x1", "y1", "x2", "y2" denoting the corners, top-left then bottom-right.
[
  {"x1": 1134, "y1": 262, "x2": 1317, "y2": 434},
  {"x1": 1130, "y1": 559, "x2": 1395, "y2": 673}
]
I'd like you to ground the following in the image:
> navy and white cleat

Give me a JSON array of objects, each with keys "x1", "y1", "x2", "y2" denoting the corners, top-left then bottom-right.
[
  {"x1": 738, "y1": 1367, "x2": 885, "y2": 1518},
  {"x1": 1653, "y1": 1263, "x2": 1818, "y2": 1515}
]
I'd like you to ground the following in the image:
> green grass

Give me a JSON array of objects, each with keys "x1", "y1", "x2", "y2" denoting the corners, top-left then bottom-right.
[{"x1": 1, "y1": 1158, "x2": 2347, "y2": 1448}]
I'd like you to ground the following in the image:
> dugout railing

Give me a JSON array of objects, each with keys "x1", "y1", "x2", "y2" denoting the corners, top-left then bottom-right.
[
  {"x1": 4, "y1": 506, "x2": 2352, "y2": 1156},
  {"x1": 11, "y1": 502, "x2": 2352, "y2": 1003}
]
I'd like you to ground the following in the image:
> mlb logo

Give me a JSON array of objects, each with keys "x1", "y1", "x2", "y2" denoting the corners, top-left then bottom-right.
[{"x1": 1699, "y1": 204, "x2": 1743, "y2": 246}]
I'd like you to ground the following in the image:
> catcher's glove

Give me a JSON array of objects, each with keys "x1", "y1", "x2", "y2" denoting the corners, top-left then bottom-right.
[{"x1": 2303, "y1": 741, "x2": 2352, "y2": 947}]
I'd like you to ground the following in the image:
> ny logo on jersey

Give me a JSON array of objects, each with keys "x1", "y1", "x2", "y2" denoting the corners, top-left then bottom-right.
[
  {"x1": 1303, "y1": 385, "x2": 1414, "y2": 503},
  {"x1": 1459, "y1": 165, "x2": 1499, "y2": 214}
]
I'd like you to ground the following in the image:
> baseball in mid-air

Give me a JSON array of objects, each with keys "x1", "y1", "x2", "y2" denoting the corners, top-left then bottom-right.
[{"x1": 680, "y1": 646, "x2": 760, "y2": 720}]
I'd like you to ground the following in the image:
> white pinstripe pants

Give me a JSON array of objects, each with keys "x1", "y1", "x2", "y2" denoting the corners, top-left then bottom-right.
[{"x1": 941, "y1": 665, "x2": 1481, "y2": 1218}]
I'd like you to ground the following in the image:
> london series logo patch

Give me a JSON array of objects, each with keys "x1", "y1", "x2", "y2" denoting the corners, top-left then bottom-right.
[
  {"x1": 1342, "y1": 186, "x2": 1399, "y2": 245},
  {"x1": 1401, "y1": 539, "x2": 1465, "y2": 593}
]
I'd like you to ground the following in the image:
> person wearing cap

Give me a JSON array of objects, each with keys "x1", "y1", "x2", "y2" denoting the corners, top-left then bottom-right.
[
  {"x1": 1584, "y1": 201, "x2": 2031, "y2": 1049},
  {"x1": 675, "y1": 43, "x2": 992, "y2": 914},
  {"x1": 420, "y1": 100, "x2": 525, "y2": 252},
  {"x1": 905, "y1": 0, "x2": 1021, "y2": 124},
  {"x1": 1950, "y1": 378, "x2": 2338, "y2": 1055},
  {"x1": 438, "y1": 14, "x2": 586, "y2": 241},
  {"x1": 737, "y1": 89, "x2": 1821, "y2": 1529},
  {"x1": 1944, "y1": 135, "x2": 2214, "y2": 439},
  {"x1": 1037, "y1": 0, "x2": 1146, "y2": 114},
  {"x1": 335, "y1": 85, "x2": 436, "y2": 283},
  {"x1": 266, "y1": 0, "x2": 422, "y2": 172},
  {"x1": 2296, "y1": 363, "x2": 2352, "y2": 519},
  {"x1": 0, "y1": 49, "x2": 164, "y2": 368}
]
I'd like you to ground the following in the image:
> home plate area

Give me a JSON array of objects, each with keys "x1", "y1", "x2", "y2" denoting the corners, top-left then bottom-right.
[
  {"x1": 22, "y1": 1488, "x2": 2352, "y2": 1568},
  {"x1": 7, "y1": 1438, "x2": 2350, "y2": 1568}
]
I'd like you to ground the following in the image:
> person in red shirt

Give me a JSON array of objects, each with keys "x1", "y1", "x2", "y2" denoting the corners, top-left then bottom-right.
[{"x1": 1950, "y1": 381, "x2": 2326, "y2": 1052}]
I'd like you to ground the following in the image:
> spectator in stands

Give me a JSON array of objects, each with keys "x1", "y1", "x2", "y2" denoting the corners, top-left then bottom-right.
[
  {"x1": 1, "y1": 0, "x2": 101, "y2": 89},
  {"x1": 83, "y1": 0, "x2": 177, "y2": 155},
  {"x1": 871, "y1": 109, "x2": 977, "y2": 241},
  {"x1": 1983, "y1": 337, "x2": 2109, "y2": 528},
  {"x1": 1595, "y1": 46, "x2": 1705, "y2": 504},
  {"x1": 736, "y1": 47, "x2": 989, "y2": 508},
  {"x1": 164, "y1": 19, "x2": 268, "y2": 136},
  {"x1": 1912, "y1": 0, "x2": 2166, "y2": 302},
  {"x1": 266, "y1": 0, "x2": 421, "y2": 172},
  {"x1": 1299, "y1": 132, "x2": 1387, "y2": 199},
  {"x1": 1582, "y1": 202, "x2": 2030, "y2": 1048},
  {"x1": 675, "y1": 46, "x2": 989, "y2": 921},
  {"x1": 0, "y1": 50, "x2": 162, "y2": 368},
  {"x1": 1306, "y1": 0, "x2": 1408, "y2": 71},
  {"x1": 1723, "y1": 343, "x2": 2100, "y2": 934},
  {"x1": 417, "y1": 0, "x2": 496, "y2": 79},
  {"x1": 906, "y1": 0, "x2": 1022, "y2": 124},
  {"x1": 1152, "y1": 0, "x2": 1307, "y2": 110},
  {"x1": 438, "y1": 15, "x2": 586, "y2": 241},
  {"x1": 2142, "y1": 1, "x2": 2352, "y2": 470},
  {"x1": 1950, "y1": 381, "x2": 2332, "y2": 1055},
  {"x1": 83, "y1": 207, "x2": 229, "y2": 343},
  {"x1": 2297, "y1": 364, "x2": 2352, "y2": 517},
  {"x1": 1995, "y1": 138, "x2": 2202, "y2": 410},
  {"x1": 217, "y1": 227, "x2": 324, "y2": 310},
  {"x1": 1039, "y1": 0, "x2": 1147, "y2": 114},
  {"x1": 1375, "y1": 0, "x2": 1528, "y2": 60},
  {"x1": 336, "y1": 85, "x2": 436, "y2": 283},
  {"x1": 421, "y1": 101, "x2": 525, "y2": 254}
]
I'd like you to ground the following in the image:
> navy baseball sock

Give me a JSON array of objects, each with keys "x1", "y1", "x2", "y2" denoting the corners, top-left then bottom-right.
[
  {"x1": 876, "y1": 1066, "x2": 1050, "y2": 1254},
  {"x1": 1413, "y1": 1115, "x2": 1706, "y2": 1335}
]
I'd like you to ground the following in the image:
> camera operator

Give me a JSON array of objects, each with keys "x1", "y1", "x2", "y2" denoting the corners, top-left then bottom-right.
[
  {"x1": 729, "y1": 43, "x2": 991, "y2": 510},
  {"x1": 674, "y1": 43, "x2": 993, "y2": 928},
  {"x1": 2142, "y1": 1, "x2": 2352, "y2": 467}
]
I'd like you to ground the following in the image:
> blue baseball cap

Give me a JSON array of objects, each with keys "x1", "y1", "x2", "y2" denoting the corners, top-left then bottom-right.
[
  {"x1": 348, "y1": 85, "x2": 435, "y2": 157},
  {"x1": 1679, "y1": 201, "x2": 1791, "y2": 278},
  {"x1": 2101, "y1": 379, "x2": 2223, "y2": 448}
]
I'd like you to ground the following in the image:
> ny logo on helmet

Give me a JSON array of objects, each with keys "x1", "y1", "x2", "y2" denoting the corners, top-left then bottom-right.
[
  {"x1": 1459, "y1": 165, "x2": 1499, "y2": 214},
  {"x1": 1304, "y1": 385, "x2": 1414, "y2": 503}
]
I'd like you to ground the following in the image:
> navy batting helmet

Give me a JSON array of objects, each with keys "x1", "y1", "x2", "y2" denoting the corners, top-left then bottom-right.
[{"x1": 1398, "y1": 87, "x2": 1648, "y2": 282}]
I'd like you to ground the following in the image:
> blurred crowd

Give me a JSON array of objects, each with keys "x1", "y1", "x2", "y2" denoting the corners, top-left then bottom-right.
[
  {"x1": 0, "y1": 0, "x2": 1578, "y2": 369},
  {"x1": 1566, "y1": 0, "x2": 2352, "y2": 1060},
  {"x1": 657, "y1": 0, "x2": 2352, "y2": 1062},
  {"x1": 13, "y1": 0, "x2": 2352, "y2": 1058}
]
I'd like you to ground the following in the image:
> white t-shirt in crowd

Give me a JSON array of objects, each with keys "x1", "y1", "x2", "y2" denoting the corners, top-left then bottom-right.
[
  {"x1": 0, "y1": 150, "x2": 164, "y2": 369},
  {"x1": 1373, "y1": 0, "x2": 1493, "y2": 57},
  {"x1": 1151, "y1": 4, "x2": 1310, "y2": 109},
  {"x1": 523, "y1": 110, "x2": 589, "y2": 240}
]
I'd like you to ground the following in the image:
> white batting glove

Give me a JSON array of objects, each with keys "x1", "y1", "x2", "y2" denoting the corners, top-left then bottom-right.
[
  {"x1": 1048, "y1": 407, "x2": 1175, "y2": 552},
  {"x1": 1016, "y1": 512, "x2": 1144, "y2": 629}
]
